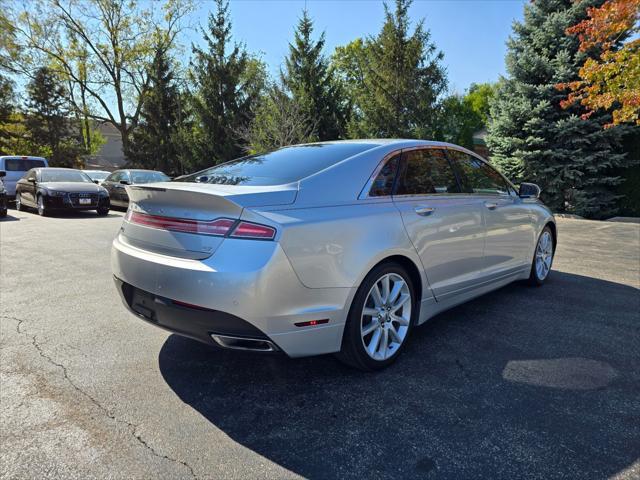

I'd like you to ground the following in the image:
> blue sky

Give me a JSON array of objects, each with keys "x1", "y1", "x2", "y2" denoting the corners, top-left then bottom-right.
[{"x1": 185, "y1": 0, "x2": 527, "y2": 94}]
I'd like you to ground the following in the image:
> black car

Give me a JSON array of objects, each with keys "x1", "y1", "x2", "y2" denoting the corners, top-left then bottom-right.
[
  {"x1": 102, "y1": 169, "x2": 169, "y2": 208},
  {"x1": 15, "y1": 167, "x2": 110, "y2": 216},
  {"x1": 0, "y1": 170, "x2": 7, "y2": 217}
]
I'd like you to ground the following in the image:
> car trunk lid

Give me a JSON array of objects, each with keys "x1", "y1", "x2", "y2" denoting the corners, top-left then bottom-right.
[{"x1": 120, "y1": 182, "x2": 295, "y2": 259}]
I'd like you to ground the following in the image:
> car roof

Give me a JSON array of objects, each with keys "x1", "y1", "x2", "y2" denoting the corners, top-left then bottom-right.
[
  {"x1": 303, "y1": 139, "x2": 457, "y2": 148},
  {"x1": 117, "y1": 169, "x2": 165, "y2": 173},
  {"x1": 0, "y1": 155, "x2": 47, "y2": 160}
]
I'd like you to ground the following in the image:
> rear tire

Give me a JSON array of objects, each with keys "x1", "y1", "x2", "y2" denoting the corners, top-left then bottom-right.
[
  {"x1": 337, "y1": 262, "x2": 417, "y2": 371},
  {"x1": 528, "y1": 226, "x2": 554, "y2": 286}
]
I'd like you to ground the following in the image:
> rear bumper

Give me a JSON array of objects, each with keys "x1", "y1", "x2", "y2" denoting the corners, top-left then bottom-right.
[
  {"x1": 114, "y1": 277, "x2": 274, "y2": 346},
  {"x1": 111, "y1": 234, "x2": 355, "y2": 357}
]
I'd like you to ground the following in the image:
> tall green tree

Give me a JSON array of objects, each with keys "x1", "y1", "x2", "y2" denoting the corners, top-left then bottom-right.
[
  {"x1": 189, "y1": 0, "x2": 266, "y2": 170},
  {"x1": 333, "y1": 0, "x2": 447, "y2": 139},
  {"x1": 487, "y1": 0, "x2": 630, "y2": 218},
  {"x1": 0, "y1": 74, "x2": 14, "y2": 153},
  {"x1": 25, "y1": 66, "x2": 82, "y2": 166},
  {"x1": 439, "y1": 83, "x2": 496, "y2": 149},
  {"x1": 282, "y1": 10, "x2": 346, "y2": 141},
  {"x1": 126, "y1": 44, "x2": 184, "y2": 175}
]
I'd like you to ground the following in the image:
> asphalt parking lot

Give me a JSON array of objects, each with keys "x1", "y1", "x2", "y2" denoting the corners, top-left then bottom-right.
[{"x1": 1, "y1": 208, "x2": 639, "y2": 480}]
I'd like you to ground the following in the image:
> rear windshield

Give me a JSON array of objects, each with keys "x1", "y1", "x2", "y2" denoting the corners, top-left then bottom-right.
[
  {"x1": 176, "y1": 143, "x2": 378, "y2": 186},
  {"x1": 41, "y1": 170, "x2": 91, "y2": 183},
  {"x1": 131, "y1": 171, "x2": 169, "y2": 184},
  {"x1": 4, "y1": 159, "x2": 46, "y2": 171}
]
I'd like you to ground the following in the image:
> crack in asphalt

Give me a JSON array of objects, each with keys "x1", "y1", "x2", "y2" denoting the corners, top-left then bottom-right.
[{"x1": 4, "y1": 314, "x2": 198, "y2": 480}]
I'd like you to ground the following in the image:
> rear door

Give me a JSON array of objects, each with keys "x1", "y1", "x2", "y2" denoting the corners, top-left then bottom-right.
[
  {"x1": 392, "y1": 148, "x2": 486, "y2": 300},
  {"x1": 448, "y1": 149, "x2": 534, "y2": 278}
]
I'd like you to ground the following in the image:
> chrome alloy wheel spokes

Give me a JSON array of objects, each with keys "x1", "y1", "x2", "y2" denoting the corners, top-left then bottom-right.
[
  {"x1": 535, "y1": 231, "x2": 553, "y2": 280},
  {"x1": 361, "y1": 273, "x2": 411, "y2": 361}
]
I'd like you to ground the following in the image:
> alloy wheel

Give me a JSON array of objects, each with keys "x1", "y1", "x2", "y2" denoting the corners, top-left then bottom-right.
[
  {"x1": 535, "y1": 231, "x2": 553, "y2": 280},
  {"x1": 360, "y1": 273, "x2": 412, "y2": 361},
  {"x1": 15, "y1": 193, "x2": 21, "y2": 211}
]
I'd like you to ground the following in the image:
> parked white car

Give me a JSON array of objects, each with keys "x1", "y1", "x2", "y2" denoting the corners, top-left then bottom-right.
[{"x1": 0, "y1": 156, "x2": 49, "y2": 197}]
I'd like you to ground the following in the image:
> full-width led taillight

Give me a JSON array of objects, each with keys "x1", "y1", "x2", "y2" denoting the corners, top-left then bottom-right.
[{"x1": 126, "y1": 211, "x2": 276, "y2": 240}]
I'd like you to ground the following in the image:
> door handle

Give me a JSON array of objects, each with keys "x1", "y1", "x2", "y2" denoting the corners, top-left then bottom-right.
[
  {"x1": 414, "y1": 206, "x2": 435, "y2": 216},
  {"x1": 484, "y1": 202, "x2": 498, "y2": 210}
]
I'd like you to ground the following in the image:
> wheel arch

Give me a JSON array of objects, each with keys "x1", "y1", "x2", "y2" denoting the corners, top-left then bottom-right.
[
  {"x1": 365, "y1": 254, "x2": 423, "y2": 308},
  {"x1": 544, "y1": 221, "x2": 557, "y2": 252}
]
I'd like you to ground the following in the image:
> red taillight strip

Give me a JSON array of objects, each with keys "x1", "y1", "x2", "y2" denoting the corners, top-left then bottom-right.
[
  {"x1": 126, "y1": 211, "x2": 277, "y2": 240},
  {"x1": 127, "y1": 211, "x2": 234, "y2": 236},
  {"x1": 231, "y1": 221, "x2": 276, "y2": 240}
]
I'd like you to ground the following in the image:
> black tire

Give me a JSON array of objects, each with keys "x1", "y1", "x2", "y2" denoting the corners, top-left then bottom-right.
[
  {"x1": 0, "y1": 208, "x2": 6, "y2": 217},
  {"x1": 37, "y1": 194, "x2": 47, "y2": 216},
  {"x1": 337, "y1": 262, "x2": 417, "y2": 371},
  {"x1": 96, "y1": 206, "x2": 110, "y2": 216},
  {"x1": 15, "y1": 192, "x2": 22, "y2": 211},
  {"x1": 528, "y1": 225, "x2": 554, "y2": 286}
]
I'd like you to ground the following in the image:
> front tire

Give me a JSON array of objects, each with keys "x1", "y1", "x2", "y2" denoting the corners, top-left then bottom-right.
[
  {"x1": 15, "y1": 192, "x2": 22, "y2": 211},
  {"x1": 337, "y1": 262, "x2": 416, "y2": 371},
  {"x1": 96, "y1": 206, "x2": 109, "y2": 216},
  {"x1": 37, "y1": 194, "x2": 47, "y2": 216},
  {"x1": 528, "y1": 226, "x2": 554, "y2": 286}
]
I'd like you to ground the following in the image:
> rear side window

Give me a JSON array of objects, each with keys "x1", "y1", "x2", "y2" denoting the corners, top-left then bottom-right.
[
  {"x1": 395, "y1": 149, "x2": 460, "y2": 195},
  {"x1": 448, "y1": 150, "x2": 510, "y2": 195},
  {"x1": 177, "y1": 143, "x2": 378, "y2": 186},
  {"x1": 369, "y1": 155, "x2": 399, "y2": 197},
  {"x1": 4, "y1": 159, "x2": 46, "y2": 171}
]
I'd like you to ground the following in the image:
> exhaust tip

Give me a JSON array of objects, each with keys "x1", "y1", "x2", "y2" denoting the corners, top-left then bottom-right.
[{"x1": 210, "y1": 334, "x2": 278, "y2": 352}]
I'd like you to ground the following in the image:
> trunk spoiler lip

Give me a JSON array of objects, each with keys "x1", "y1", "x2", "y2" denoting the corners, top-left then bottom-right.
[{"x1": 125, "y1": 181, "x2": 300, "y2": 208}]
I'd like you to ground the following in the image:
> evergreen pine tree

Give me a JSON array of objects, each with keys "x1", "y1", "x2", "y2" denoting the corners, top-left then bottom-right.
[
  {"x1": 126, "y1": 45, "x2": 182, "y2": 175},
  {"x1": 282, "y1": 10, "x2": 346, "y2": 141},
  {"x1": 190, "y1": 0, "x2": 265, "y2": 170},
  {"x1": 0, "y1": 73, "x2": 14, "y2": 154},
  {"x1": 487, "y1": 0, "x2": 630, "y2": 218},
  {"x1": 25, "y1": 67, "x2": 82, "y2": 167},
  {"x1": 338, "y1": 0, "x2": 447, "y2": 138}
]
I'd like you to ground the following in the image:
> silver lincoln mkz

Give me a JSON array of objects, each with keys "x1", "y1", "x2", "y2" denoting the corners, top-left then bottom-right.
[{"x1": 112, "y1": 140, "x2": 556, "y2": 370}]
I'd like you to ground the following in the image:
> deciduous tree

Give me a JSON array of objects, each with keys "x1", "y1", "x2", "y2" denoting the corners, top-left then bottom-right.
[
  {"x1": 557, "y1": 0, "x2": 640, "y2": 126},
  {"x1": 237, "y1": 82, "x2": 317, "y2": 154}
]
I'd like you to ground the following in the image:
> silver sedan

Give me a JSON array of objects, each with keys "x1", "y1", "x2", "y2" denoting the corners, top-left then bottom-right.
[{"x1": 111, "y1": 140, "x2": 556, "y2": 370}]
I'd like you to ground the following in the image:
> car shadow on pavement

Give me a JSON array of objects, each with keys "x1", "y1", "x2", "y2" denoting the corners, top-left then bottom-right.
[
  {"x1": 158, "y1": 271, "x2": 640, "y2": 479},
  {"x1": 0, "y1": 213, "x2": 20, "y2": 221}
]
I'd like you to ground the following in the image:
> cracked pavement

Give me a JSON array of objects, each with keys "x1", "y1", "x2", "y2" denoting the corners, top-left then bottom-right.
[{"x1": 1, "y1": 209, "x2": 639, "y2": 479}]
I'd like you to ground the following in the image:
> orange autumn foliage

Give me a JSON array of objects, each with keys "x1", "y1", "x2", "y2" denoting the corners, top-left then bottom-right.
[{"x1": 557, "y1": 0, "x2": 640, "y2": 127}]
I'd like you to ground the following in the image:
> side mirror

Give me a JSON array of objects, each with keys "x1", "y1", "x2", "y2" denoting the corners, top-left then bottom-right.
[
  {"x1": 519, "y1": 182, "x2": 541, "y2": 199},
  {"x1": 28, "y1": 178, "x2": 36, "y2": 183},
  {"x1": 93, "y1": 180, "x2": 99, "y2": 184},
  {"x1": 0, "y1": 170, "x2": 5, "y2": 178},
  {"x1": 119, "y1": 180, "x2": 130, "y2": 185}
]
